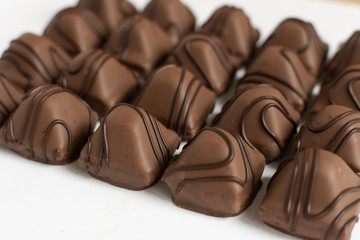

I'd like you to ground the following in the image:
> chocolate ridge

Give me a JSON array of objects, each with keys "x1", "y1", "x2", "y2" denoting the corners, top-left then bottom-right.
[{"x1": 0, "y1": 74, "x2": 19, "y2": 119}]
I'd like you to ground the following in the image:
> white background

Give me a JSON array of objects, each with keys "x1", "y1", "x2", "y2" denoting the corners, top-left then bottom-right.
[{"x1": 1, "y1": 0, "x2": 360, "y2": 239}]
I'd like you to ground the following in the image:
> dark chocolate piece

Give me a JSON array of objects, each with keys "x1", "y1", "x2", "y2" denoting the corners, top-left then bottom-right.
[
  {"x1": 262, "y1": 18, "x2": 328, "y2": 76},
  {"x1": 143, "y1": 0, "x2": 195, "y2": 45},
  {"x1": 0, "y1": 84, "x2": 98, "y2": 165},
  {"x1": 77, "y1": 0, "x2": 137, "y2": 32},
  {"x1": 311, "y1": 64, "x2": 360, "y2": 115},
  {"x1": 57, "y1": 49, "x2": 139, "y2": 116},
  {"x1": 0, "y1": 33, "x2": 71, "y2": 91},
  {"x1": 78, "y1": 104, "x2": 180, "y2": 190},
  {"x1": 294, "y1": 105, "x2": 360, "y2": 173},
  {"x1": 238, "y1": 46, "x2": 317, "y2": 112},
  {"x1": 0, "y1": 74, "x2": 24, "y2": 127},
  {"x1": 167, "y1": 33, "x2": 236, "y2": 95},
  {"x1": 201, "y1": 6, "x2": 259, "y2": 67},
  {"x1": 106, "y1": 15, "x2": 174, "y2": 77},
  {"x1": 44, "y1": 8, "x2": 108, "y2": 56},
  {"x1": 133, "y1": 65, "x2": 216, "y2": 138},
  {"x1": 163, "y1": 127, "x2": 265, "y2": 217},
  {"x1": 260, "y1": 148, "x2": 360, "y2": 240},
  {"x1": 213, "y1": 84, "x2": 300, "y2": 162}
]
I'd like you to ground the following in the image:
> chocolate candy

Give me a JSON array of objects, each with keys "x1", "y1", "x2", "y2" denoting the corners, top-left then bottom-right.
[
  {"x1": 78, "y1": 104, "x2": 180, "y2": 190},
  {"x1": 0, "y1": 33, "x2": 71, "y2": 90},
  {"x1": 167, "y1": 33, "x2": 236, "y2": 95},
  {"x1": 201, "y1": 6, "x2": 259, "y2": 67},
  {"x1": 143, "y1": 0, "x2": 195, "y2": 45},
  {"x1": 77, "y1": 0, "x2": 137, "y2": 32},
  {"x1": 44, "y1": 8, "x2": 108, "y2": 56},
  {"x1": 262, "y1": 18, "x2": 328, "y2": 76},
  {"x1": 57, "y1": 49, "x2": 139, "y2": 116},
  {"x1": 294, "y1": 105, "x2": 360, "y2": 173},
  {"x1": 163, "y1": 127, "x2": 265, "y2": 217},
  {"x1": 239, "y1": 46, "x2": 317, "y2": 112},
  {"x1": 311, "y1": 64, "x2": 360, "y2": 115},
  {"x1": 106, "y1": 15, "x2": 174, "y2": 77},
  {"x1": 133, "y1": 65, "x2": 216, "y2": 138},
  {"x1": 0, "y1": 84, "x2": 98, "y2": 165},
  {"x1": 260, "y1": 148, "x2": 360, "y2": 240},
  {"x1": 326, "y1": 31, "x2": 360, "y2": 79},
  {"x1": 0, "y1": 74, "x2": 24, "y2": 127},
  {"x1": 213, "y1": 84, "x2": 300, "y2": 162}
]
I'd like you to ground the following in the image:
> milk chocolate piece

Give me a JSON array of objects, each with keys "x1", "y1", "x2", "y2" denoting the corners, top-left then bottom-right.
[
  {"x1": 133, "y1": 65, "x2": 216, "y2": 138},
  {"x1": 0, "y1": 33, "x2": 71, "y2": 90},
  {"x1": 44, "y1": 8, "x2": 108, "y2": 56},
  {"x1": 163, "y1": 127, "x2": 265, "y2": 217},
  {"x1": 262, "y1": 18, "x2": 328, "y2": 76},
  {"x1": 143, "y1": 0, "x2": 195, "y2": 44},
  {"x1": 57, "y1": 49, "x2": 138, "y2": 116},
  {"x1": 77, "y1": 0, "x2": 137, "y2": 32},
  {"x1": 260, "y1": 148, "x2": 360, "y2": 240},
  {"x1": 106, "y1": 15, "x2": 174, "y2": 77},
  {"x1": 294, "y1": 105, "x2": 360, "y2": 173},
  {"x1": 239, "y1": 46, "x2": 317, "y2": 112},
  {"x1": 0, "y1": 84, "x2": 98, "y2": 165},
  {"x1": 201, "y1": 6, "x2": 259, "y2": 67},
  {"x1": 167, "y1": 33, "x2": 236, "y2": 95},
  {"x1": 78, "y1": 104, "x2": 180, "y2": 190},
  {"x1": 311, "y1": 64, "x2": 360, "y2": 115},
  {"x1": 0, "y1": 74, "x2": 24, "y2": 127},
  {"x1": 214, "y1": 84, "x2": 300, "y2": 162},
  {"x1": 326, "y1": 31, "x2": 360, "y2": 79}
]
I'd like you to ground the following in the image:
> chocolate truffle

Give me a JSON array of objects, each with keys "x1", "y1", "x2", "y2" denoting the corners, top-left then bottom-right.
[
  {"x1": 0, "y1": 74, "x2": 24, "y2": 127},
  {"x1": 78, "y1": 104, "x2": 180, "y2": 190},
  {"x1": 77, "y1": 0, "x2": 137, "y2": 32},
  {"x1": 167, "y1": 33, "x2": 236, "y2": 95},
  {"x1": 262, "y1": 18, "x2": 328, "y2": 76},
  {"x1": 133, "y1": 65, "x2": 216, "y2": 138},
  {"x1": 294, "y1": 105, "x2": 360, "y2": 173},
  {"x1": 201, "y1": 6, "x2": 259, "y2": 67},
  {"x1": 311, "y1": 64, "x2": 360, "y2": 115},
  {"x1": 106, "y1": 15, "x2": 174, "y2": 77},
  {"x1": 57, "y1": 49, "x2": 139, "y2": 116},
  {"x1": 260, "y1": 148, "x2": 360, "y2": 240},
  {"x1": 44, "y1": 8, "x2": 108, "y2": 56},
  {"x1": 0, "y1": 84, "x2": 98, "y2": 165},
  {"x1": 143, "y1": 0, "x2": 195, "y2": 45},
  {"x1": 239, "y1": 46, "x2": 317, "y2": 112},
  {"x1": 326, "y1": 31, "x2": 360, "y2": 79},
  {"x1": 0, "y1": 33, "x2": 71, "y2": 90},
  {"x1": 163, "y1": 127, "x2": 265, "y2": 217},
  {"x1": 213, "y1": 84, "x2": 300, "y2": 162}
]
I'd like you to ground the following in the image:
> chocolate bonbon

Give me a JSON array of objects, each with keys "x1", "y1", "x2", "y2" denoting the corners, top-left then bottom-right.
[
  {"x1": 201, "y1": 6, "x2": 259, "y2": 68},
  {"x1": 0, "y1": 33, "x2": 71, "y2": 91},
  {"x1": 167, "y1": 33, "x2": 236, "y2": 95},
  {"x1": 44, "y1": 8, "x2": 108, "y2": 56},
  {"x1": 294, "y1": 105, "x2": 360, "y2": 173},
  {"x1": 78, "y1": 104, "x2": 180, "y2": 190},
  {"x1": 143, "y1": 0, "x2": 195, "y2": 45},
  {"x1": 133, "y1": 65, "x2": 216, "y2": 138},
  {"x1": 238, "y1": 45, "x2": 317, "y2": 112},
  {"x1": 260, "y1": 148, "x2": 360, "y2": 240},
  {"x1": 77, "y1": 0, "x2": 137, "y2": 32},
  {"x1": 213, "y1": 84, "x2": 300, "y2": 162},
  {"x1": 261, "y1": 18, "x2": 328, "y2": 76},
  {"x1": 57, "y1": 49, "x2": 139, "y2": 116},
  {"x1": 163, "y1": 127, "x2": 265, "y2": 217},
  {"x1": 106, "y1": 15, "x2": 174, "y2": 77},
  {"x1": 0, "y1": 84, "x2": 98, "y2": 165}
]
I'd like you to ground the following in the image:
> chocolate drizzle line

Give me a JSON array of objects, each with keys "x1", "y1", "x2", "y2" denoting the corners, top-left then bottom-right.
[{"x1": 0, "y1": 74, "x2": 19, "y2": 120}]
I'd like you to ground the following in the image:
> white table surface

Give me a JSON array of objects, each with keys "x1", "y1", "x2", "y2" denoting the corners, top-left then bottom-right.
[{"x1": 1, "y1": 0, "x2": 360, "y2": 239}]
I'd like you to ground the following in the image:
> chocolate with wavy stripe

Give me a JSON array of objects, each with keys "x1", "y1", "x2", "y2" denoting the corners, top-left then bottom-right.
[
  {"x1": 260, "y1": 148, "x2": 360, "y2": 240},
  {"x1": 78, "y1": 104, "x2": 180, "y2": 190}
]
